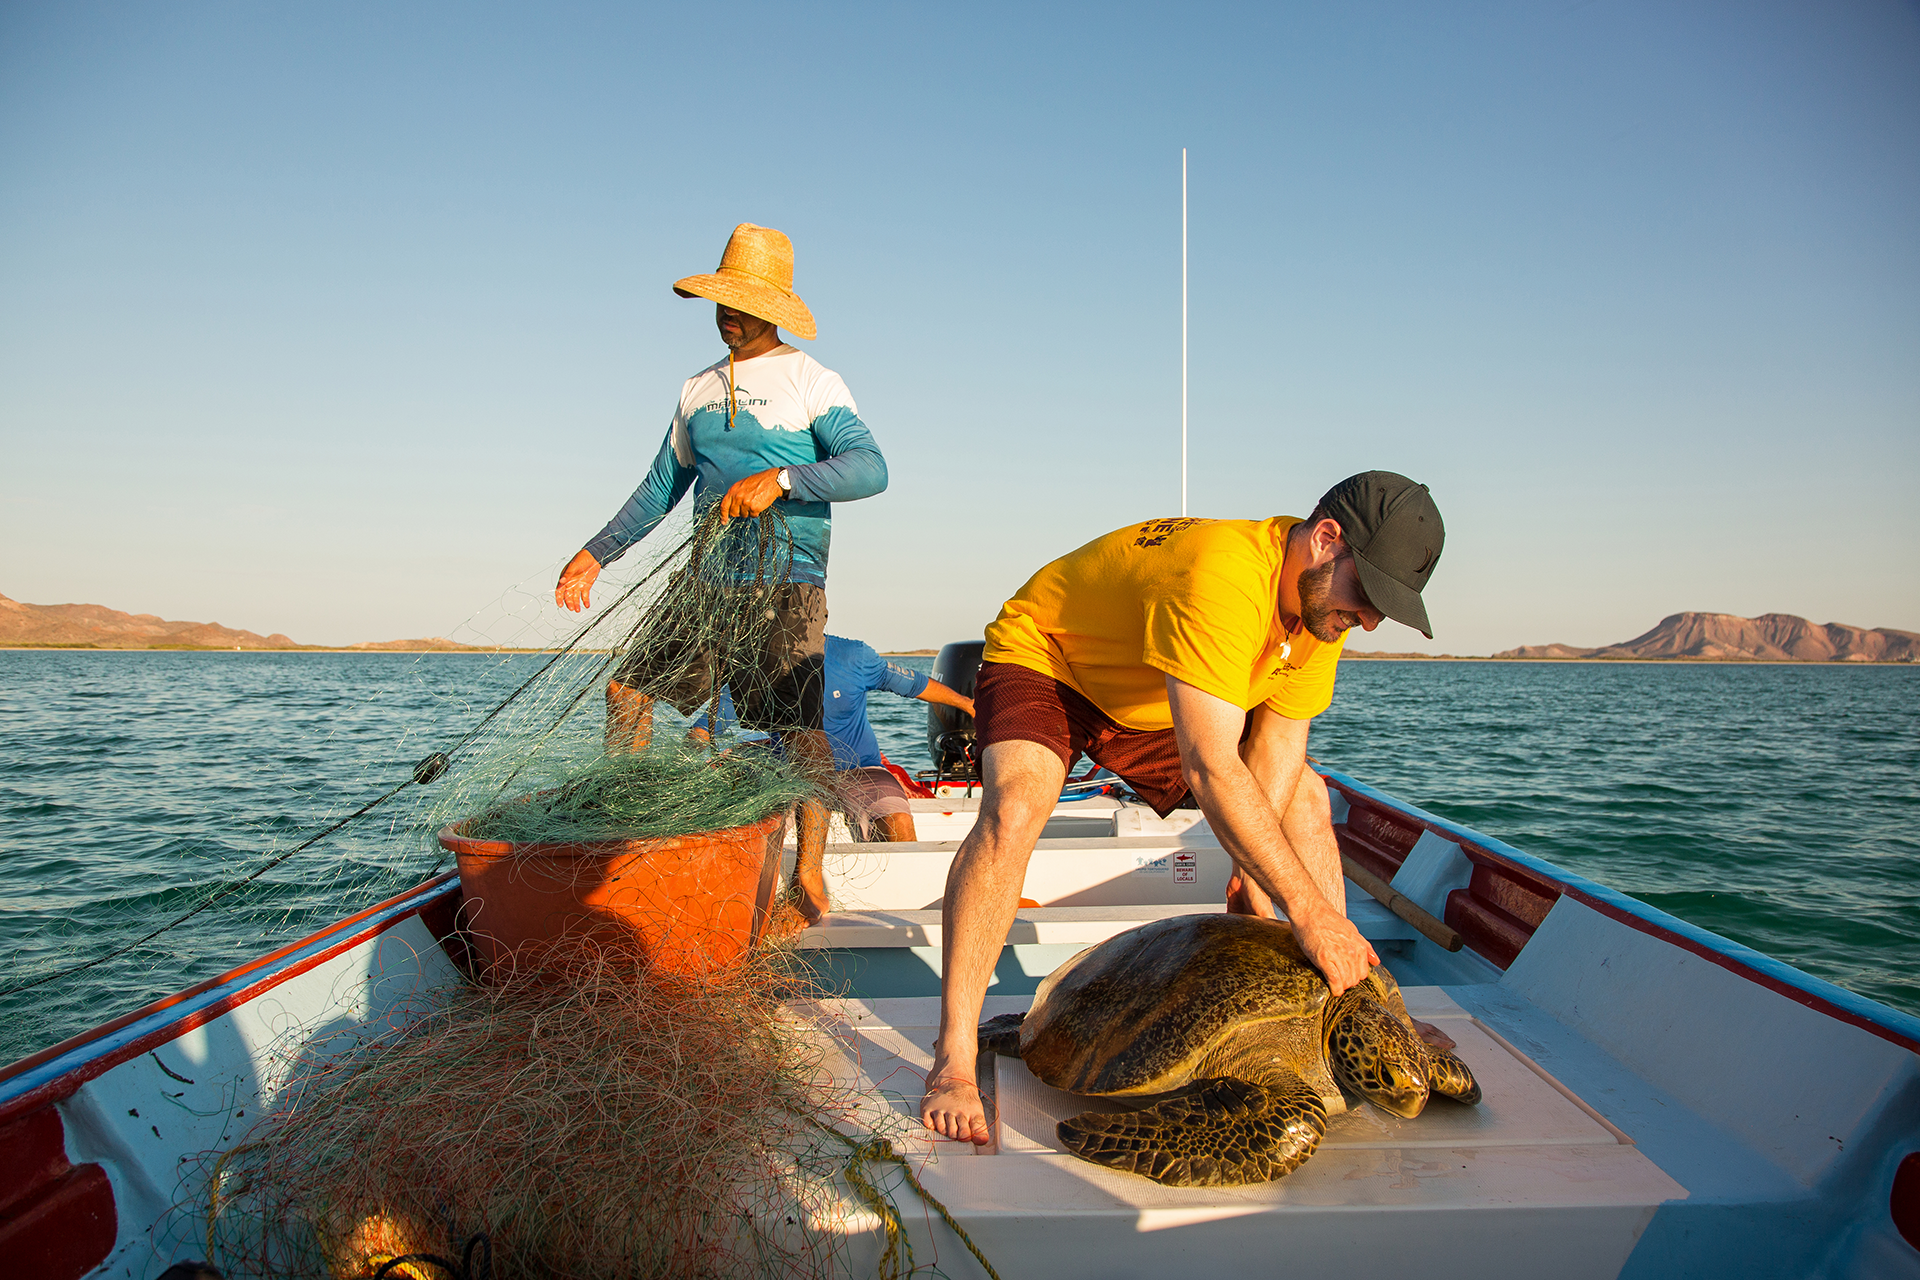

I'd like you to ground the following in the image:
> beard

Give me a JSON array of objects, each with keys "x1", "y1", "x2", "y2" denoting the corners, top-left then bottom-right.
[{"x1": 1295, "y1": 556, "x2": 1350, "y2": 644}]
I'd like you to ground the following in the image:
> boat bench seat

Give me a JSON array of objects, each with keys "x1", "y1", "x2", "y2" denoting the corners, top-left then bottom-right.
[
  {"x1": 787, "y1": 991, "x2": 1687, "y2": 1280},
  {"x1": 798, "y1": 895, "x2": 1418, "y2": 950}
]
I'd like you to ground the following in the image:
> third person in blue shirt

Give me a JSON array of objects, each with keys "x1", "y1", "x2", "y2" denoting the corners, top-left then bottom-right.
[
  {"x1": 693, "y1": 635, "x2": 974, "y2": 922},
  {"x1": 791, "y1": 636, "x2": 975, "y2": 921}
]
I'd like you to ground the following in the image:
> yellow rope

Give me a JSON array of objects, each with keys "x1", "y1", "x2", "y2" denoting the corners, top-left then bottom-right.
[
  {"x1": 205, "y1": 1140, "x2": 263, "y2": 1261},
  {"x1": 812, "y1": 1122, "x2": 1003, "y2": 1280},
  {"x1": 839, "y1": 1137, "x2": 909, "y2": 1278}
]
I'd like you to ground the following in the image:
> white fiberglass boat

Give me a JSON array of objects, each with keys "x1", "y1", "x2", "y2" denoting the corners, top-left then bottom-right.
[{"x1": 4, "y1": 762, "x2": 1917, "y2": 1279}]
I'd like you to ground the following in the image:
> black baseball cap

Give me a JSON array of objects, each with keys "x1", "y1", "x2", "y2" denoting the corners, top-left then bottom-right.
[{"x1": 1315, "y1": 471, "x2": 1445, "y2": 639}]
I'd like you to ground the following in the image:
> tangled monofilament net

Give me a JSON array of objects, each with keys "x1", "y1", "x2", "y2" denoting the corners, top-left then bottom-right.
[
  {"x1": 0, "y1": 503, "x2": 843, "y2": 1055},
  {"x1": 204, "y1": 942, "x2": 855, "y2": 1279},
  {"x1": 418, "y1": 502, "x2": 836, "y2": 846},
  {"x1": 180, "y1": 506, "x2": 947, "y2": 1278},
  {"x1": 462, "y1": 740, "x2": 821, "y2": 845}
]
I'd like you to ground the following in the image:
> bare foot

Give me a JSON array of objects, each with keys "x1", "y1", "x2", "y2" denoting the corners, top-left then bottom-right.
[
  {"x1": 1413, "y1": 1018, "x2": 1456, "y2": 1051},
  {"x1": 763, "y1": 898, "x2": 811, "y2": 940},
  {"x1": 789, "y1": 876, "x2": 829, "y2": 925},
  {"x1": 921, "y1": 1066, "x2": 991, "y2": 1145},
  {"x1": 1225, "y1": 871, "x2": 1276, "y2": 918},
  {"x1": 792, "y1": 805, "x2": 830, "y2": 924}
]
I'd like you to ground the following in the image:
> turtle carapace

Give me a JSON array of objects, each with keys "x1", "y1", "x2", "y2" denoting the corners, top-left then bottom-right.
[{"x1": 978, "y1": 912, "x2": 1482, "y2": 1188}]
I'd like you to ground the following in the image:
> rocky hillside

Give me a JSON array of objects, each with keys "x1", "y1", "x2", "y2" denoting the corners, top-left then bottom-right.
[
  {"x1": 1491, "y1": 643, "x2": 1597, "y2": 660},
  {"x1": 344, "y1": 637, "x2": 493, "y2": 652},
  {"x1": 1, "y1": 591, "x2": 302, "y2": 649},
  {"x1": 1495, "y1": 613, "x2": 1920, "y2": 662},
  {"x1": 0, "y1": 592, "x2": 488, "y2": 651}
]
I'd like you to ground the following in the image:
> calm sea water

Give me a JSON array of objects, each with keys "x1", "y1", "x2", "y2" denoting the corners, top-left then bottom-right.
[{"x1": 2, "y1": 651, "x2": 1915, "y2": 1064}]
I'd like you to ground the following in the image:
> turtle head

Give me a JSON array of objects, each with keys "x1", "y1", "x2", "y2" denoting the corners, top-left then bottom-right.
[{"x1": 1325, "y1": 993, "x2": 1430, "y2": 1119}]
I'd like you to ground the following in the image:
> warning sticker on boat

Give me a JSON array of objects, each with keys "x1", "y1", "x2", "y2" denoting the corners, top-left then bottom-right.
[{"x1": 1173, "y1": 851, "x2": 1197, "y2": 884}]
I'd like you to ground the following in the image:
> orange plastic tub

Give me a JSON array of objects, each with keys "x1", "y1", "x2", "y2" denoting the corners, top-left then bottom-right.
[{"x1": 437, "y1": 810, "x2": 787, "y2": 977}]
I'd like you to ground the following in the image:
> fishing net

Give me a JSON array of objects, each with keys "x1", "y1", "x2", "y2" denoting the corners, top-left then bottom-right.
[
  {"x1": 414, "y1": 501, "x2": 835, "y2": 846},
  {"x1": 196, "y1": 940, "x2": 894, "y2": 1279},
  {"x1": 459, "y1": 742, "x2": 819, "y2": 846},
  {"x1": 80, "y1": 503, "x2": 998, "y2": 1278},
  {"x1": 0, "y1": 504, "x2": 849, "y2": 1045},
  {"x1": 11, "y1": 503, "x2": 1005, "y2": 1274}
]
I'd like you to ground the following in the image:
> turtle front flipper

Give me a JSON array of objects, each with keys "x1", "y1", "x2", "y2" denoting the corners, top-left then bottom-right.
[
  {"x1": 1056, "y1": 1073, "x2": 1327, "y2": 1187},
  {"x1": 978, "y1": 1012, "x2": 1026, "y2": 1057},
  {"x1": 1424, "y1": 1044, "x2": 1481, "y2": 1106}
]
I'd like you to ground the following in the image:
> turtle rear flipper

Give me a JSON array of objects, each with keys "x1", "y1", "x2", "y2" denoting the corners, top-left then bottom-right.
[
  {"x1": 1424, "y1": 1045, "x2": 1481, "y2": 1106},
  {"x1": 1056, "y1": 1074, "x2": 1326, "y2": 1187},
  {"x1": 978, "y1": 1012, "x2": 1026, "y2": 1057}
]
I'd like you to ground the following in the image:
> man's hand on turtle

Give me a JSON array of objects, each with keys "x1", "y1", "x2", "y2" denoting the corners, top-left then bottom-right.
[
  {"x1": 1289, "y1": 906, "x2": 1379, "y2": 997},
  {"x1": 719, "y1": 468, "x2": 785, "y2": 519},
  {"x1": 555, "y1": 549, "x2": 602, "y2": 612}
]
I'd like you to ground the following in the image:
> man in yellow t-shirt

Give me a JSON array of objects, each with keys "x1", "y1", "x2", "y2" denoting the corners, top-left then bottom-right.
[{"x1": 921, "y1": 471, "x2": 1447, "y2": 1146}]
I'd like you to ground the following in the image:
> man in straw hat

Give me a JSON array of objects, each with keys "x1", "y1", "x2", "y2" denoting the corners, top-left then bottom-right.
[
  {"x1": 556, "y1": 223, "x2": 888, "y2": 922},
  {"x1": 920, "y1": 472, "x2": 1449, "y2": 1145}
]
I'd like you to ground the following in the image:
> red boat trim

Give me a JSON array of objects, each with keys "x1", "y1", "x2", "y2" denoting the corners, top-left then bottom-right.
[
  {"x1": 1321, "y1": 774, "x2": 1920, "y2": 1058},
  {"x1": 1891, "y1": 1153, "x2": 1920, "y2": 1250},
  {"x1": 0, "y1": 872, "x2": 461, "y2": 1125},
  {"x1": 0, "y1": 1105, "x2": 115, "y2": 1278}
]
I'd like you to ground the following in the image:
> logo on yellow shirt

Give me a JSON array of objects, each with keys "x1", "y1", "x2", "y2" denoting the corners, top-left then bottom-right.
[{"x1": 1132, "y1": 517, "x2": 1205, "y2": 548}]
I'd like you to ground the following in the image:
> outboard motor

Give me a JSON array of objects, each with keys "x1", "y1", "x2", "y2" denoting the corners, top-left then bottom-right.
[{"x1": 928, "y1": 640, "x2": 984, "y2": 779}]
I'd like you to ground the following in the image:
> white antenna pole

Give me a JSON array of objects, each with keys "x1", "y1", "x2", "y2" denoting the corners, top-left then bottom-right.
[{"x1": 1181, "y1": 147, "x2": 1188, "y2": 518}]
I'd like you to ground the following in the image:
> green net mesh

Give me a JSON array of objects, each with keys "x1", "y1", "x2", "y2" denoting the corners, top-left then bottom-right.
[
  {"x1": 6, "y1": 503, "x2": 1004, "y2": 1277},
  {"x1": 0, "y1": 503, "x2": 843, "y2": 1026},
  {"x1": 460, "y1": 742, "x2": 821, "y2": 846},
  {"x1": 417, "y1": 503, "x2": 835, "y2": 847},
  {"x1": 195, "y1": 939, "x2": 932, "y2": 1280}
]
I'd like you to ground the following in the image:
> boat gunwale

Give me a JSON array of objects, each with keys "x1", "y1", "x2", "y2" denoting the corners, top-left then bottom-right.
[
  {"x1": 1319, "y1": 765, "x2": 1920, "y2": 1057},
  {"x1": 7, "y1": 769, "x2": 1917, "y2": 1130},
  {"x1": 0, "y1": 870, "x2": 462, "y2": 1124}
]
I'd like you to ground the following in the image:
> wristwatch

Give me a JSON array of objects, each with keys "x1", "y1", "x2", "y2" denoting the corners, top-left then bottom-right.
[{"x1": 776, "y1": 468, "x2": 792, "y2": 493}]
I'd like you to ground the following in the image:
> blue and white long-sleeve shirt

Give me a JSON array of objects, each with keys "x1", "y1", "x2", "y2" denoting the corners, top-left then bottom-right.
[{"x1": 583, "y1": 346, "x2": 887, "y2": 586}]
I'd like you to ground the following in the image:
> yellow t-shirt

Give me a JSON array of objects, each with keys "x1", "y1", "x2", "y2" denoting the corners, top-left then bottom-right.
[{"x1": 982, "y1": 516, "x2": 1345, "y2": 732}]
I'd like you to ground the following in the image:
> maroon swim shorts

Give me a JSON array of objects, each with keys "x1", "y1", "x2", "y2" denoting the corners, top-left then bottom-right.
[{"x1": 972, "y1": 661, "x2": 1194, "y2": 816}]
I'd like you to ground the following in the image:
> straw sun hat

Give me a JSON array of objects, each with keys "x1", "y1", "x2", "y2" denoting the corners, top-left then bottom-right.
[{"x1": 672, "y1": 223, "x2": 817, "y2": 341}]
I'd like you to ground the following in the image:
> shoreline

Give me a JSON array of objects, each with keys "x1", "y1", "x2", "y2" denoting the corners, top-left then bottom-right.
[
  {"x1": 4, "y1": 646, "x2": 1913, "y2": 665},
  {"x1": 1351, "y1": 655, "x2": 1918, "y2": 665},
  {"x1": 0, "y1": 645, "x2": 545, "y2": 654}
]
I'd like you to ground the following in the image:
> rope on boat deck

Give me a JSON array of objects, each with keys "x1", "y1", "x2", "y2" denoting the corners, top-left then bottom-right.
[{"x1": 813, "y1": 1121, "x2": 1003, "y2": 1280}]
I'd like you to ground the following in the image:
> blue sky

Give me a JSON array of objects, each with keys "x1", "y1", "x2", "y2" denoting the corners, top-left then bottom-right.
[{"x1": 3, "y1": 1, "x2": 1915, "y2": 654}]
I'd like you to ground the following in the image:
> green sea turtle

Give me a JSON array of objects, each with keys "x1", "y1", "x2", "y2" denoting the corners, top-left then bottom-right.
[{"x1": 978, "y1": 912, "x2": 1481, "y2": 1187}]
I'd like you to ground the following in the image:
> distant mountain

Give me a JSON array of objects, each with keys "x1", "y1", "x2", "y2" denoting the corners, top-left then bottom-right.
[
  {"x1": 1496, "y1": 643, "x2": 1601, "y2": 660},
  {"x1": 0, "y1": 592, "x2": 493, "y2": 651},
  {"x1": 1494, "y1": 613, "x2": 1920, "y2": 662},
  {"x1": 344, "y1": 637, "x2": 497, "y2": 652},
  {"x1": 1, "y1": 591, "x2": 303, "y2": 649}
]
